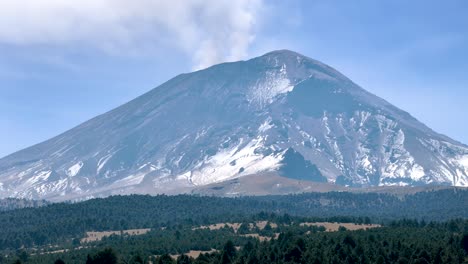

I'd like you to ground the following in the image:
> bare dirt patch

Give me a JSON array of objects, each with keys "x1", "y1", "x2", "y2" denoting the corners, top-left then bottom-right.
[
  {"x1": 194, "y1": 221, "x2": 277, "y2": 233},
  {"x1": 81, "y1": 228, "x2": 151, "y2": 243},
  {"x1": 169, "y1": 249, "x2": 218, "y2": 259},
  {"x1": 254, "y1": 221, "x2": 278, "y2": 230},
  {"x1": 239, "y1": 233, "x2": 280, "y2": 242},
  {"x1": 240, "y1": 233, "x2": 271, "y2": 242},
  {"x1": 185, "y1": 249, "x2": 218, "y2": 258},
  {"x1": 194, "y1": 223, "x2": 242, "y2": 232},
  {"x1": 300, "y1": 222, "x2": 380, "y2": 232}
]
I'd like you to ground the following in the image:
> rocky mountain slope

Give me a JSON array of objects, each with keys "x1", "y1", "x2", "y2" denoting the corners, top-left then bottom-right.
[{"x1": 0, "y1": 50, "x2": 467, "y2": 201}]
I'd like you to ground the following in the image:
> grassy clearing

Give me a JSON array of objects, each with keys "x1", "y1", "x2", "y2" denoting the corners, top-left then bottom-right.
[
  {"x1": 81, "y1": 228, "x2": 151, "y2": 243},
  {"x1": 300, "y1": 222, "x2": 380, "y2": 231}
]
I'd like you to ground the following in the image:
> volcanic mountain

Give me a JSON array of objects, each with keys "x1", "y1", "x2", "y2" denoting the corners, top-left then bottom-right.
[{"x1": 1, "y1": 50, "x2": 467, "y2": 201}]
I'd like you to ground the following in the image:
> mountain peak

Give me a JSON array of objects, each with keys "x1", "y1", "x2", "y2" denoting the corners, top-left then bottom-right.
[
  {"x1": 261, "y1": 49, "x2": 305, "y2": 59},
  {"x1": 0, "y1": 50, "x2": 467, "y2": 201},
  {"x1": 251, "y1": 50, "x2": 349, "y2": 85},
  {"x1": 257, "y1": 49, "x2": 316, "y2": 67}
]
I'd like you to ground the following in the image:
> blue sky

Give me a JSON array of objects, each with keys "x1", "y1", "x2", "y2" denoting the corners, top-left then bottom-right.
[{"x1": 0, "y1": 0, "x2": 467, "y2": 158}]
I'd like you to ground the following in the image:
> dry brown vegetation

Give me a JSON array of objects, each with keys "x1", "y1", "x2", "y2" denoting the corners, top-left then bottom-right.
[
  {"x1": 193, "y1": 221, "x2": 277, "y2": 233},
  {"x1": 81, "y1": 228, "x2": 151, "y2": 243},
  {"x1": 163, "y1": 249, "x2": 218, "y2": 260},
  {"x1": 194, "y1": 223, "x2": 242, "y2": 232},
  {"x1": 254, "y1": 220, "x2": 278, "y2": 230},
  {"x1": 300, "y1": 222, "x2": 380, "y2": 232},
  {"x1": 81, "y1": 221, "x2": 380, "y2": 262},
  {"x1": 239, "y1": 233, "x2": 280, "y2": 242}
]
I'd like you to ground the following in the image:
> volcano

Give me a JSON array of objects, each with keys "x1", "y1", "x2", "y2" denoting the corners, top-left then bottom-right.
[{"x1": 1, "y1": 50, "x2": 467, "y2": 201}]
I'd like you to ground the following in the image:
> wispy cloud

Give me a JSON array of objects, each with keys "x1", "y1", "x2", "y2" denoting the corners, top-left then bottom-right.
[{"x1": 0, "y1": 0, "x2": 263, "y2": 70}]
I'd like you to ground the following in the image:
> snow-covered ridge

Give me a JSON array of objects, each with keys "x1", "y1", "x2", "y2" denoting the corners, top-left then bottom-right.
[{"x1": 247, "y1": 64, "x2": 294, "y2": 107}]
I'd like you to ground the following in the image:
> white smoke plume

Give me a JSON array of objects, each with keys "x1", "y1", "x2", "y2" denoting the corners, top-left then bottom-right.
[{"x1": 0, "y1": 0, "x2": 263, "y2": 70}]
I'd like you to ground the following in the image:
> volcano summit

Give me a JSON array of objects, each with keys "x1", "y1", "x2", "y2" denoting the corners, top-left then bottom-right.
[{"x1": 1, "y1": 50, "x2": 467, "y2": 201}]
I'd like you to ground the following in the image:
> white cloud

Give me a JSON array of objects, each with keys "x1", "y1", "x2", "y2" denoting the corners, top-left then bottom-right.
[{"x1": 0, "y1": 0, "x2": 263, "y2": 70}]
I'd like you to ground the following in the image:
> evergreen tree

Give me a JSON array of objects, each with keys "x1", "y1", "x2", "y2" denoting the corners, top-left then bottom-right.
[
  {"x1": 54, "y1": 259, "x2": 66, "y2": 264},
  {"x1": 220, "y1": 251, "x2": 231, "y2": 264},
  {"x1": 87, "y1": 248, "x2": 118, "y2": 264},
  {"x1": 177, "y1": 254, "x2": 192, "y2": 264},
  {"x1": 132, "y1": 255, "x2": 144, "y2": 264},
  {"x1": 222, "y1": 240, "x2": 237, "y2": 261},
  {"x1": 461, "y1": 233, "x2": 468, "y2": 255},
  {"x1": 158, "y1": 254, "x2": 174, "y2": 264}
]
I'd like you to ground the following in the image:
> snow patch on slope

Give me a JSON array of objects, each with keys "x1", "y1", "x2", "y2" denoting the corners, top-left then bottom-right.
[
  {"x1": 35, "y1": 178, "x2": 69, "y2": 196},
  {"x1": 67, "y1": 161, "x2": 83, "y2": 177},
  {"x1": 113, "y1": 173, "x2": 146, "y2": 186},
  {"x1": 457, "y1": 155, "x2": 468, "y2": 167},
  {"x1": 187, "y1": 137, "x2": 284, "y2": 186},
  {"x1": 97, "y1": 153, "x2": 114, "y2": 174},
  {"x1": 379, "y1": 125, "x2": 426, "y2": 184},
  {"x1": 452, "y1": 155, "x2": 468, "y2": 186},
  {"x1": 25, "y1": 170, "x2": 52, "y2": 185},
  {"x1": 382, "y1": 157, "x2": 425, "y2": 182},
  {"x1": 258, "y1": 117, "x2": 273, "y2": 133},
  {"x1": 322, "y1": 114, "x2": 344, "y2": 170},
  {"x1": 417, "y1": 139, "x2": 468, "y2": 186},
  {"x1": 350, "y1": 112, "x2": 427, "y2": 185},
  {"x1": 247, "y1": 65, "x2": 294, "y2": 107}
]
